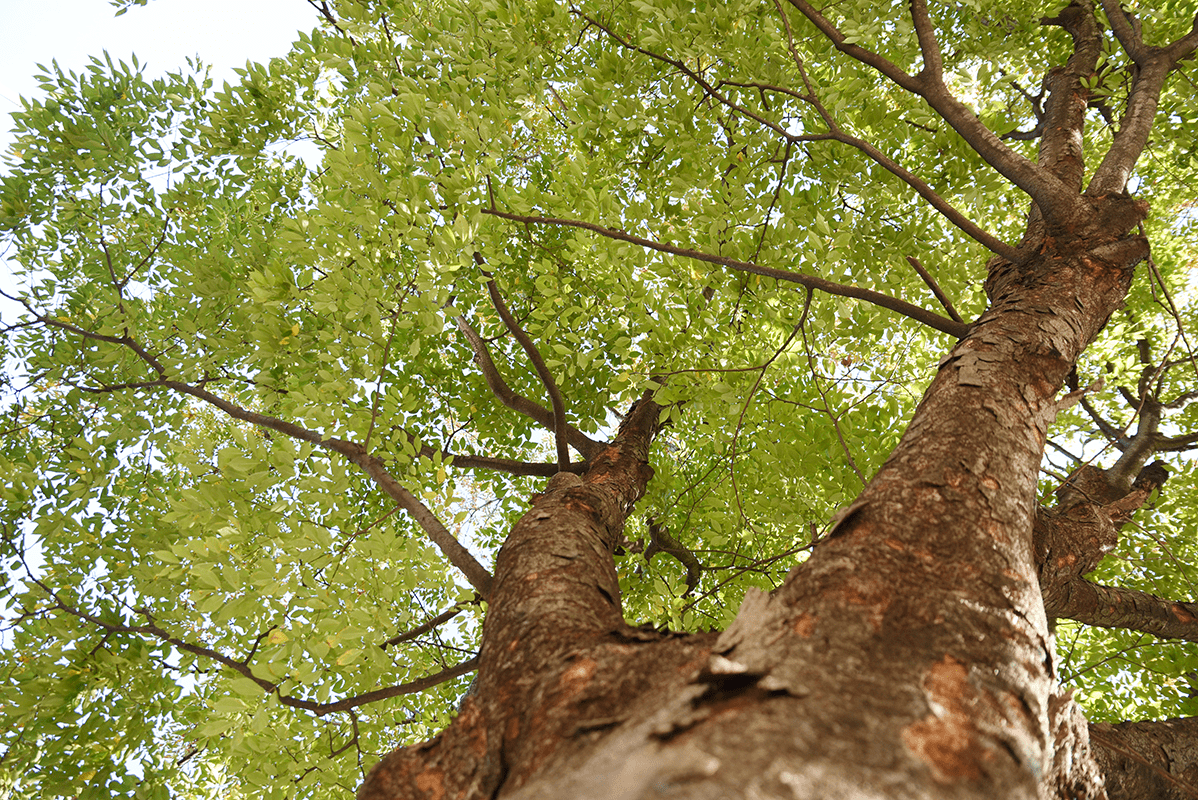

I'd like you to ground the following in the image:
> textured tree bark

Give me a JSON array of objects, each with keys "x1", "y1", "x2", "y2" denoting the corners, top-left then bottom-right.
[
  {"x1": 1092, "y1": 717, "x2": 1198, "y2": 800},
  {"x1": 353, "y1": 191, "x2": 1180, "y2": 800}
]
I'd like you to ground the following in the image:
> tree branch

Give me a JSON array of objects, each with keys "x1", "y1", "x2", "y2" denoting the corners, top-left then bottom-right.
[
  {"x1": 450, "y1": 309, "x2": 605, "y2": 459},
  {"x1": 483, "y1": 207, "x2": 971, "y2": 338},
  {"x1": 1091, "y1": 717, "x2": 1198, "y2": 800},
  {"x1": 909, "y1": 0, "x2": 944, "y2": 82},
  {"x1": 478, "y1": 257, "x2": 571, "y2": 470},
  {"x1": 24, "y1": 309, "x2": 494, "y2": 598},
  {"x1": 381, "y1": 600, "x2": 479, "y2": 650},
  {"x1": 25, "y1": 571, "x2": 476, "y2": 718},
  {"x1": 1048, "y1": 577, "x2": 1198, "y2": 642},
  {"x1": 1089, "y1": 2, "x2": 1198, "y2": 194},
  {"x1": 389, "y1": 425, "x2": 588, "y2": 477},
  {"x1": 781, "y1": 0, "x2": 921, "y2": 92},
  {"x1": 1078, "y1": 395, "x2": 1129, "y2": 445},
  {"x1": 785, "y1": 0, "x2": 1083, "y2": 229},
  {"x1": 1035, "y1": 2, "x2": 1103, "y2": 191},
  {"x1": 905, "y1": 256, "x2": 963, "y2": 323},
  {"x1": 598, "y1": 0, "x2": 1021, "y2": 261}
]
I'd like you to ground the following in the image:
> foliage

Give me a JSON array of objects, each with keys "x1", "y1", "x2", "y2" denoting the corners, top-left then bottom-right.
[{"x1": 1, "y1": 0, "x2": 1196, "y2": 796}]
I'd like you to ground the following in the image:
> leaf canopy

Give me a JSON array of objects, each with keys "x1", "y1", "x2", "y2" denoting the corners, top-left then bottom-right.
[{"x1": 2, "y1": 0, "x2": 1196, "y2": 796}]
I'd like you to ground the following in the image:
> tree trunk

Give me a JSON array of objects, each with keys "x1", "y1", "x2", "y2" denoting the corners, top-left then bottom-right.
[{"x1": 358, "y1": 195, "x2": 1149, "y2": 798}]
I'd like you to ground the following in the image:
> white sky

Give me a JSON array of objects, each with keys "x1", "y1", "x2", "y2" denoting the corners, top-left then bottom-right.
[{"x1": 0, "y1": 0, "x2": 319, "y2": 154}]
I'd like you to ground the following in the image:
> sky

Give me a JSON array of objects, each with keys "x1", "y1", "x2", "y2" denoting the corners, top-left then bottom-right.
[{"x1": 0, "y1": 0, "x2": 320, "y2": 154}]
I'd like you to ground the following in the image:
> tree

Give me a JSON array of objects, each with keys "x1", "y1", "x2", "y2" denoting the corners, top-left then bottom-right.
[{"x1": 2, "y1": 0, "x2": 1198, "y2": 796}]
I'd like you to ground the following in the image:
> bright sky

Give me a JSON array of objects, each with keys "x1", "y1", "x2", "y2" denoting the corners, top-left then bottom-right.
[{"x1": 0, "y1": 0, "x2": 319, "y2": 154}]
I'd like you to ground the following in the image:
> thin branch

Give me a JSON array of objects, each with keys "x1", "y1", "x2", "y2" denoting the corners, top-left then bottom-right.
[
  {"x1": 451, "y1": 309, "x2": 605, "y2": 459},
  {"x1": 483, "y1": 207, "x2": 971, "y2": 338},
  {"x1": 909, "y1": 0, "x2": 944, "y2": 82},
  {"x1": 478, "y1": 256, "x2": 571, "y2": 470},
  {"x1": 800, "y1": 304, "x2": 866, "y2": 484},
  {"x1": 180, "y1": 383, "x2": 494, "y2": 597},
  {"x1": 23, "y1": 307, "x2": 493, "y2": 597},
  {"x1": 905, "y1": 256, "x2": 963, "y2": 323},
  {"x1": 1046, "y1": 438, "x2": 1082, "y2": 464},
  {"x1": 644, "y1": 517, "x2": 701, "y2": 596},
  {"x1": 1078, "y1": 395, "x2": 1129, "y2": 446},
  {"x1": 389, "y1": 425, "x2": 588, "y2": 477},
  {"x1": 25, "y1": 570, "x2": 477, "y2": 717},
  {"x1": 307, "y1": 0, "x2": 358, "y2": 46},
  {"x1": 602, "y1": 0, "x2": 1021, "y2": 261},
  {"x1": 381, "y1": 599, "x2": 479, "y2": 650}
]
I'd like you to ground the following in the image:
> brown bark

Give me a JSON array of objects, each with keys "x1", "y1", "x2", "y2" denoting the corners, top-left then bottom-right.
[
  {"x1": 1092, "y1": 717, "x2": 1198, "y2": 800},
  {"x1": 357, "y1": 190, "x2": 1164, "y2": 798},
  {"x1": 350, "y1": 2, "x2": 1198, "y2": 796}
]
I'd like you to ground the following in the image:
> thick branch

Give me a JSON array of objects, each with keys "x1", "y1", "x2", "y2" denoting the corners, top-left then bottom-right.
[
  {"x1": 1106, "y1": 400, "x2": 1162, "y2": 490},
  {"x1": 481, "y1": 270, "x2": 571, "y2": 470},
  {"x1": 1157, "y1": 429, "x2": 1198, "y2": 452},
  {"x1": 1036, "y1": 2, "x2": 1103, "y2": 190},
  {"x1": 1048, "y1": 578, "x2": 1198, "y2": 642},
  {"x1": 483, "y1": 208, "x2": 971, "y2": 338},
  {"x1": 786, "y1": 0, "x2": 1083, "y2": 228},
  {"x1": 1088, "y1": 57, "x2": 1175, "y2": 194},
  {"x1": 1091, "y1": 717, "x2": 1198, "y2": 800},
  {"x1": 1089, "y1": 3, "x2": 1198, "y2": 194},
  {"x1": 452, "y1": 311, "x2": 605, "y2": 459}
]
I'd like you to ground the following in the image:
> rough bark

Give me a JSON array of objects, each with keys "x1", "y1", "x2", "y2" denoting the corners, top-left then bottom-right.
[
  {"x1": 1092, "y1": 717, "x2": 1198, "y2": 800},
  {"x1": 356, "y1": 187, "x2": 1161, "y2": 798},
  {"x1": 348, "y1": 0, "x2": 1198, "y2": 794}
]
